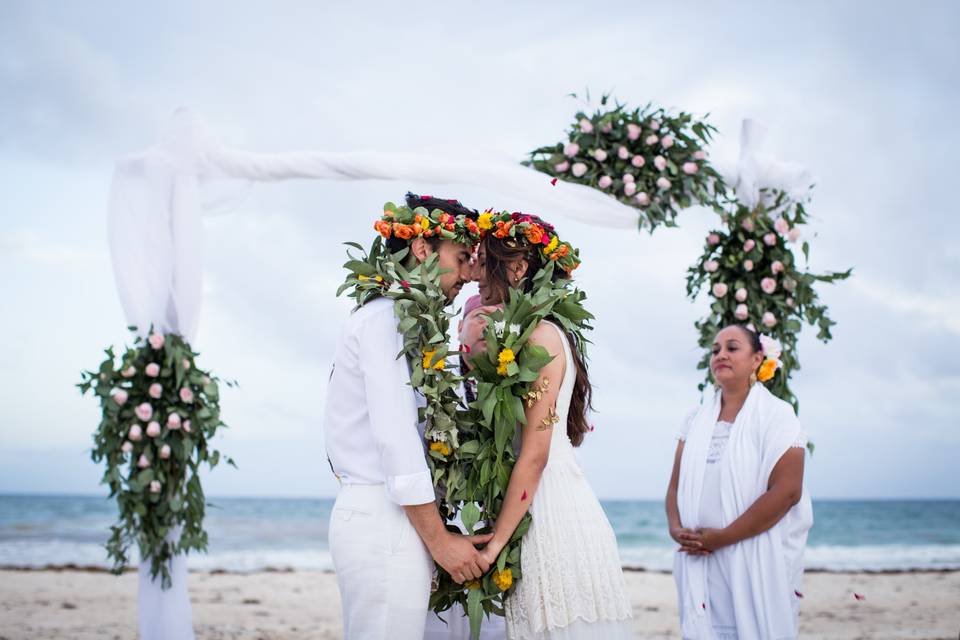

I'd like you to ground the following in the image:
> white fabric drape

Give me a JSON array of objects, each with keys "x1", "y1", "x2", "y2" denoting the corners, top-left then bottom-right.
[
  {"x1": 726, "y1": 119, "x2": 815, "y2": 211},
  {"x1": 673, "y1": 384, "x2": 813, "y2": 639}
]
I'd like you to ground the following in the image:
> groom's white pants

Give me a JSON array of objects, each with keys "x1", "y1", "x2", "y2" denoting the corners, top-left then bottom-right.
[{"x1": 330, "y1": 484, "x2": 434, "y2": 639}]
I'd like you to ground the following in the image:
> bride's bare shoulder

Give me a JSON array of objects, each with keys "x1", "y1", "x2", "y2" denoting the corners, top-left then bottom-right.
[{"x1": 529, "y1": 320, "x2": 564, "y2": 354}]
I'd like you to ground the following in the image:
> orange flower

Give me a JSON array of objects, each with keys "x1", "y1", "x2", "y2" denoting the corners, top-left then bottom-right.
[
  {"x1": 374, "y1": 220, "x2": 392, "y2": 238},
  {"x1": 394, "y1": 224, "x2": 415, "y2": 240},
  {"x1": 525, "y1": 224, "x2": 544, "y2": 245},
  {"x1": 757, "y1": 358, "x2": 778, "y2": 382}
]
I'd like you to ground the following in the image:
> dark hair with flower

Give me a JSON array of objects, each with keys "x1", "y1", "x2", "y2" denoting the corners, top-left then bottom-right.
[
  {"x1": 78, "y1": 329, "x2": 235, "y2": 587},
  {"x1": 374, "y1": 194, "x2": 480, "y2": 252},
  {"x1": 687, "y1": 189, "x2": 851, "y2": 412},
  {"x1": 527, "y1": 94, "x2": 725, "y2": 231},
  {"x1": 476, "y1": 209, "x2": 581, "y2": 275}
]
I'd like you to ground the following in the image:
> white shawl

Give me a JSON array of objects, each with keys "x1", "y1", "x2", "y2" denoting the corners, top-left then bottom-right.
[{"x1": 674, "y1": 384, "x2": 813, "y2": 639}]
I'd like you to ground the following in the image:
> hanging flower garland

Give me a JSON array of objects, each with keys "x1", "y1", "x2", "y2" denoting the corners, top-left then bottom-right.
[
  {"x1": 527, "y1": 95, "x2": 725, "y2": 231},
  {"x1": 78, "y1": 330, "x2": 234, "y2": 587},
  {"x1": 686, "y1": 189, "x2": 852, "y2": 411},
  {"x1": 428, "y1": 215, "x2": 594, "y2": 639}
]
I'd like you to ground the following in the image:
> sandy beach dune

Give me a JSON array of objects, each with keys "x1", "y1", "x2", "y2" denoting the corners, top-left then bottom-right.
[{"x1": 1, "y1": 569, "x2": 958, "y2": 639}]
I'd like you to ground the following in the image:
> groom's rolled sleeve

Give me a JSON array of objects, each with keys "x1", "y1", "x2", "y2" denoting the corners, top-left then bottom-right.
[{"x1": 359, "y1": 305, "x2": 435, "y2": 506}]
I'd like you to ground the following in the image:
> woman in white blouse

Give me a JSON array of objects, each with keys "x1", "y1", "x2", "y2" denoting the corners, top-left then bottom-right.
[{"x1": 666, "y1": 325, "x2": 813, "y2": 639}]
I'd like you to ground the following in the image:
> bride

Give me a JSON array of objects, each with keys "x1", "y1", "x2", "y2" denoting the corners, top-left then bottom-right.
[{"x1": 460, "y1": 212, "x2": 633, "y2": 639}]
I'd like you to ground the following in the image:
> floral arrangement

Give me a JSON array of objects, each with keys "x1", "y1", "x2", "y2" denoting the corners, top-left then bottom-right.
[
  {"x1": 429, "y1": 259, "x2": 594, "y2": 639},
  {"x1": 686, "y1": 189, "x2": 851, "y2": 410},
  {"x1": 78, "y1": 330, "x2": 234, "y2": 587},
  {"x1": 476, "y1": 209, "x2": 581, "y2": 274},
  {"x1": 527, "y1": 95, "x2": 725, "y2": 231},
  {"x1": 373, "y1": 198, "x2": 480, "y2": 245}
]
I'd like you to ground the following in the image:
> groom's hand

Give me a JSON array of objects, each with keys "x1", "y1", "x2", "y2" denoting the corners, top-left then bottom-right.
[{"x1": 430, "y1": 532, "x2": 494, "y2": 583}]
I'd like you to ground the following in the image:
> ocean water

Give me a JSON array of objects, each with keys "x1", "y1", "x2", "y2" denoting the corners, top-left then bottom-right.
[{"x1": 1, "y1": 495, "x2": 958, "y2": 573}]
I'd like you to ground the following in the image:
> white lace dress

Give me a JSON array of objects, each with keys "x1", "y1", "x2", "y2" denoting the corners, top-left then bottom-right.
[{"x1": 504, "y1": 322, "x2": 633, "y2": 639}]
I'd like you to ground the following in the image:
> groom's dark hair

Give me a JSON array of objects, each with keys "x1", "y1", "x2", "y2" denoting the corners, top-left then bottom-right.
[{"x1": 384, "y1": 192, "x2": 478, "y2": 254}]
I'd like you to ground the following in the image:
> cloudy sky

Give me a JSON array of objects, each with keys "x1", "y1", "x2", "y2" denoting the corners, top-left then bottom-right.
[{"x1": 1, "y1": 1, "x2": 957, "y2": 500}]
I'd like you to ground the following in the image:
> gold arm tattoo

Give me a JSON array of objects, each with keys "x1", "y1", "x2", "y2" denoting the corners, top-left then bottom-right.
[
  {"x1": 539, "y1": 406, "x2": 560, "y2": 431},
  {"x1": 524, "y1": 378, "x2": 551, "y2": 408}
]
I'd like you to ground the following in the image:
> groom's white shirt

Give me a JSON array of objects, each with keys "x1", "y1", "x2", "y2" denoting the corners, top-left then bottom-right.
[{"x1": 324, "y1": 296, "x2": 435, "y2": 505}]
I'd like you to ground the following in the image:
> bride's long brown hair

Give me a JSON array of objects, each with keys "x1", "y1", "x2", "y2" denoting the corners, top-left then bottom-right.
[{"x1": 480, "y1": 221, "x2": 593, "y2": 447}]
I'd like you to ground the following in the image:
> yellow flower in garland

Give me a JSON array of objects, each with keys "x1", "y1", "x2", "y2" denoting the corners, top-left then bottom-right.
[
  {"x1": 757, "y1": 358, "x2": 778, "y2": 383},
  {"x1": 465, "y1": 580, "x2": 481, "y2": 590},
  {"x1": 543, "y1": 235, "x2": 559, "y2": 256},
  {"x1": 492, "y1": 568, "x2": 512, "y2": 591},
  {"x1": 478, "y1": 211, "x2": 494, "y2": 230},
  {"x1": 422, "y1": 348, "x2": 438, "y2": 369},
  {"x1": 496, "y1": 348, "x2": 515, "y2": 376},
  {"x1": 430, "y1": 441, "x2": 452, "y2": 457},
  {"x1": 433, "y1": 357, "x2": 446, "y2": 371}
]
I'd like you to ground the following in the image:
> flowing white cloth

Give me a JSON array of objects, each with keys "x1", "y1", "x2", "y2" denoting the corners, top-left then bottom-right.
[
  {"x1": 723, "y1": 120, "x2": 815, "y2": 212},
  {"x1": 673, "y1": 385, "x2": 813, "y2": 640},
  {"x1": 107, "y1": 108, "x2": 639, "y2": 345},
  {"x1": 504, "y1": 323, "x2": 633, "y2": 639}
]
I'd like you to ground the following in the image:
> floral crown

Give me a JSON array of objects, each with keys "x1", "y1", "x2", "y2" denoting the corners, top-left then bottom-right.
[
  {"x1": 757, "y1": 334, "x2": 783, "y2": 383},
  {"x1": 373, "y1": 198, "x2": 481, "y2": 246},
  {"x1": 476, "y1": 210, "x2": 581, "y2": 274}
]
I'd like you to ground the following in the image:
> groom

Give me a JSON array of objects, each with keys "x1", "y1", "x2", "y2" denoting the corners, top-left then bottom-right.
[{"x1": 324, "y1": 193, "x2": 493, "y2": 640}]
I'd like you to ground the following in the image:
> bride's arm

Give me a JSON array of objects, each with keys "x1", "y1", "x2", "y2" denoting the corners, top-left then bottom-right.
[{"x1": 479, "y1": 323, "x2": 564, "y2": 564}]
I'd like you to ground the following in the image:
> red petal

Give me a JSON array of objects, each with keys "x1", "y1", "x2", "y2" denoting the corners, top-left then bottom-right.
[
  {"x1": 854, "y1": 593, "x2": 866, "y2": 601},
  {"x1": 794, "y1": 590, "x2": 804, "y2": 599},
  {"x1": 588, "y1": 424, "x2": 595, "y2": 431},
  {"x1": 550, "y1": 178, "x2": 558, "y2": 186},
  {"x1": 520, "y1": 490, "x2": 528, "y2": 501},
  {"x1": 464, "y1": 344, "x2": 471, "y2": 354},
  {"x1": 701, "y1": 602, "x2": 706, "y2": 610}
]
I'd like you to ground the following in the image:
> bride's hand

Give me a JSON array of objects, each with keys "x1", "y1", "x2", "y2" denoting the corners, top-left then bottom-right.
[{"x1": 477, "y1": 536, "x2": 505, "y2": 566}]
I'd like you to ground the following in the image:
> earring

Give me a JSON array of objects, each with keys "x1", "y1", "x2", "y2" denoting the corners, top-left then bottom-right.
[{"x1": 749, "y1": 372, "x2": 758, "y2": 386}]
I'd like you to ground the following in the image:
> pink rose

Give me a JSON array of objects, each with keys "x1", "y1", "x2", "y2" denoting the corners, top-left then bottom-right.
[
  {"x1": 617, "y1": 146, "x2": 630, "y2": 160},
  {"x1": 601, "y1": 121, "x2": 613, "y2": 134},
  {"x1": 771, "y1": 260, "x2": 785, "y2": 274},
  {"x1": 704, "y1": 260, "x2": 719, "y2": 273},
  {"x1": 735, "y1": 287, "x2": 748, "y2": 302},
  {"x1": 146, "y1": 421, "x2": 161, "y2": 438},
  {"x1": 112, "y1": 389, "x2": 128, "y2": 406},
  {"x1": 627, "y1": 123, "x2": 642, "y2": 140},
  {"x1": 656, "y1": 176, "x2": 672, "y2": 190},
  {"x1": 624, "y1": 182, "x2": 637, "y2": 196},
  {"x1": 179, "y1": 387, "x2": 194, "y2": 403},
  {"x1": 579, "y1": 118, "x2": 593, "y2": 133},
  {"x1": 707, "y1": 233, "x2": 721, "y2": 245},
  {"x1": 137, "y1": 454, "x2": 151, "y2": 469},
  {"x1": 764, "y1": 232, "x2": 777, "y2": 246},
  {"x1": 661, "y1": 135, "x2": 674, "y2": 149},
  {"x1": 564, "y1": 143, "x2": 580, "y2": 157},
  {"x1": 121, "y1": 366, "x2": 136, "y2": 378},
  {"x1": 183, "y1": 419, "x2": 192, "y2": 433},
  {"x1": 635, "y1": 192, "x2": 651, "y2": 206},
  {"x1": 149, "y1": 480, "x2": 161, "y2": 493},
  {"x1": 786, "y1": 297, "x2": 795, "y2": 307},
  {"x1": 631, "y1": 155, "x2": 645, "y2": 168},
  {"x1": 145, "y1": 363, "x2": 160, "y2": 377},
  {"x1": 598, "y1": 175, "x2": 613, "y2": 189},
  {"x1": 783, "y1": 277, "x2": 797, "y2": 292},
  {"x1": 654, "y1": 155, "x2": 667, "y2": 171},
  {"x1": 734, "y1": 304, "x2": 749, "y2": 321},
  {"x1": 148, "y1": 333, "x2": 165, "y2": 350},
  {"x1": 742, "y1": 218, "x2": 755, "y2": 232},
  {"x1": 744, "y1": 259, "x2": 754, "y2": 271},
  {"x1": 128, "y1": 424, "x2": 142, "y2": 442},
  {"x1": 761, "y1": 277, "x2": 777, "y2": 294},
  {"x1": 159, "y1": 444, "x2": 171, "y2": 460},
  {"x1": 693, "y1": 150, "x2": 707, "y2": 161},
  {"x1": 788, "y1": 227, "x2": 802, "y2": 243},
  {"x1": 121, "y1": 441, "x2": 133, "y2": 454},
  {"x1": 622, "y1": 173, "x2": 635, "y2": 183},
  {"x1": 167, "y1": 413, "x2": 182, "y2": 430},
  {"x1": 762, "y1": 312, "x2": 778, "y2": 328},
  {"x1": 592, "y1": 149, "x2": 608, "y2": 162},
  {"x1": 149, "y1": 383, "x2": 162, "y2": 399},
  {"x1": 571, "y1": 162, "x2": 588, "y2": 177},
  {"x1": 182, "y1": 359, "x2": 191, "y2": 371},
  {"x1": 682, "y1": 162, "x2": 699, "y2": 175},
  {"x1": 774, "y1": 217, "x2": 790, "y2": 234},
  {"x1": 743, "y1": 239, "x2": 756, "y2": 252},
  {"x1": 554, "y1": 161, "x2": 570, "y2": 173},
  {"x1": 645, "y1": 134, "x2": 659, "y2": 146},
  {"x1": 135, "y1": 403, "x2": 153, "y2": 422},
  {"x1": 649, "y1": 120, "x2": 661, "y2": 131},
  {"x1": 712, "y1": 282, "x2": 729, "y2": 298}
]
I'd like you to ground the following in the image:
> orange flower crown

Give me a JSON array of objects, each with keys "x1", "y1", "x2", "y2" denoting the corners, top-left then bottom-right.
[
  {"x1": 373, "y1": 200, "x2": 481, "y2": 246},
  {"x1": 477, "y1": 210, "x2": 581, "y2": 274}
]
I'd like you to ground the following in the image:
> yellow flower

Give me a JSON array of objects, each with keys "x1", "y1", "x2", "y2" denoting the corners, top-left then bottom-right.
[
  {"x1": 420, "y1": 216, "x2": 431, "y2": 231},
  {"x1": 430, "y1": 441, "x2": 452, "y2": 457},
  {"x1": 498, "y1": 349, "x2": 515, "y2": 365},
  {"x1": 543, "y1": 236, "x2": 559, "y2": 255},
  {"x1": 492, "y1": 568, "x2": 512, "y2": 591},
  {"x1": 375, "y1": 275, "x2": 383, "y2": 282},
  {"x1": 465, "y1": 580, "x2": 481, "y2": 590},
  {"x1": 358, "y1": 274, "x2": 370, "y2": 281},
  {"x1": 478, "y1": 212, "x2": 494, "y2": 230},
  {"x1": 433, "y1": 357, "x2": 445, "y2": 371},
  {"x1": 496, "y1": 363, "x2": 509, "y2": 376},
  {"x1": 422, "y1": 348, "x2": 437, "y2": 369},
  {"x1": 757, "y1": 358, "x2": 778, "y2": 383}
]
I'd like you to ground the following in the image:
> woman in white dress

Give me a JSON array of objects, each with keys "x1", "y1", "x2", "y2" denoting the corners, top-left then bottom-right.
[
  {"x1": 463, "y1": 215, "x2": 633, "y2": 640},
  {"x1": 666, "y1": 325, "x2": 813, "y2": 639}
]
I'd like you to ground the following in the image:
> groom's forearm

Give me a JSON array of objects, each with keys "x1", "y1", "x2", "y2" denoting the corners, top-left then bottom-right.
[{"x1": 403, "y1": 500, "x2": 446, "y2": 552}]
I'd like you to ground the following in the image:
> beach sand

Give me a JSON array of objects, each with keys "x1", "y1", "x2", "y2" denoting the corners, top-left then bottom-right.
[{"x1": 1, "y1": 568, "x2": 958, "y2": 639}]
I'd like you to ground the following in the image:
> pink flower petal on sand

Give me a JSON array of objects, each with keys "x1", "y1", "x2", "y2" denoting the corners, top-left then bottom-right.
[
  {"x1": 854, "y1": 592, "x2": 866, "y2": 601},
  {"x1": 550, "y1": 178, "x2": 558, "y2": 186},
  {"x1": 795, "y1": 590, "x2": 804, "y2": 598}
]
